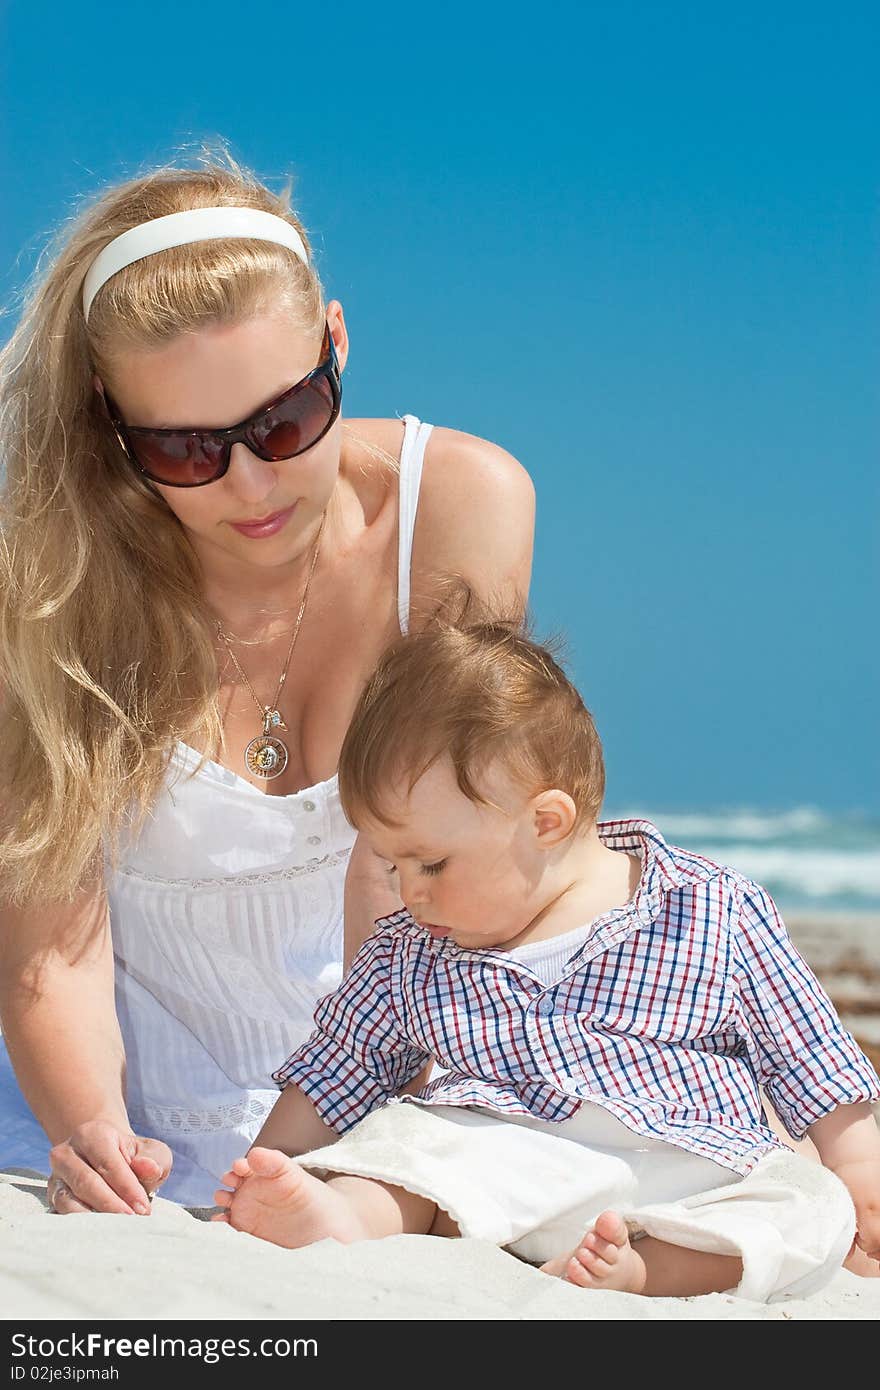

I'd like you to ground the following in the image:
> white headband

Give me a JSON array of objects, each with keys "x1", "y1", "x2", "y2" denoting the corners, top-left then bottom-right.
[{"x1": 81, "y1": 206, "x2": 309, "y2": 323}]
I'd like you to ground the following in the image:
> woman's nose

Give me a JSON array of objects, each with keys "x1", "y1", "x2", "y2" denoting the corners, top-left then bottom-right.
[{"x1": 225, "y1": 442, "x2": 278, "y2": 502}]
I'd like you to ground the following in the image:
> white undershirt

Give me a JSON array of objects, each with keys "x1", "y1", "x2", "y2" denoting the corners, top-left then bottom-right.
[{"x1": 505, "y1": 920, "x2": 596, "y2": 985}]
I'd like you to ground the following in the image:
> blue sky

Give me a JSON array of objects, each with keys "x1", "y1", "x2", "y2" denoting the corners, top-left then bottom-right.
[{"x1": 1, "y1": 2, "x2": 877, "y2": 812}]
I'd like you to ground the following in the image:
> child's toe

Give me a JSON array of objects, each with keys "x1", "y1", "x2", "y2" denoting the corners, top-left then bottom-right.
[
  {"x1": 578, "y1": 1246, "x2": 611, "y2": 1275},
  {"x1": 589, "y1": 1235, "x2": 620, "y2": 1263},
  {"x1": 245, "y1": 1146, "x2": 291, "y2": 1179},
  {"x1": 565, "y1": 1255, "x2": 595, "y2": 1287},
  {"x1": 594, "y1": 1210, "x2": 628, "y2": 1246}
]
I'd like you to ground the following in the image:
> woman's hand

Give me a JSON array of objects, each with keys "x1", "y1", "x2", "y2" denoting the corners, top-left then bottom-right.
[{"x1": 47, "y1": 1120, "x2": 172, "y2": 1214}]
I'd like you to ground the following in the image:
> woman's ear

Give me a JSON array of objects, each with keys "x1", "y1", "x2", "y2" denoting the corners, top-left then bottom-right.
[
  {"x1": 326, "y1": 299, "x2": 349, "y2": 374},
  {"x1": 532, "y1": 790, "x2": 578, "y2": 849}
]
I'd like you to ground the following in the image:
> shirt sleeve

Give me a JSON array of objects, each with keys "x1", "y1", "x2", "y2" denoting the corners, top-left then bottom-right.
[
  {"x1": 272, "y1": 927, "x2": 432, "y2": 1134},
  {"x1": 732, "y1": 880, "x2": 880, "y2": 1138}
]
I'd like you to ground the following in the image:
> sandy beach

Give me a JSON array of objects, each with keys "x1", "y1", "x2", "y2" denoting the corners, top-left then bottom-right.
[
  {"x1": 1, "y1": 1168, "x2": 879, "y2": 1321},
  {"x1": 2, "y1": 911, "x2": 878, "y2": 1322}
]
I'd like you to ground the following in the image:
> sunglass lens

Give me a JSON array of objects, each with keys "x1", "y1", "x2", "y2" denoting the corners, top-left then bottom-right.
[
  {"x1": 132, "y1": 433, "x2": 228, "y2": 486},
  {"x1": 248, "y1": 376, "x2": 336, "y2": 461}
]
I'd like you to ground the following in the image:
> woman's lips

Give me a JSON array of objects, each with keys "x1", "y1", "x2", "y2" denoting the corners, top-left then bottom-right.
[{"x1": 229, "y1": 504, "x2": 296, "y2": 538}]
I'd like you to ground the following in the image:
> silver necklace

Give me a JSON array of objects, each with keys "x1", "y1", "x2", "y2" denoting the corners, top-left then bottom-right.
[{"x1": 215, "y1": 513, "x2": 325, "y2": 780}]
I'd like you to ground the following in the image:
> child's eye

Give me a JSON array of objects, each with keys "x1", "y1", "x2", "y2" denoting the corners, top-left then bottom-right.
[{"x1": 384, "y1": 860, "x2": 447, "y2": 876}]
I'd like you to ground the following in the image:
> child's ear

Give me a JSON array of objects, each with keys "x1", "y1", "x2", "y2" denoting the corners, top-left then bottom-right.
[{"x1": 532, "y1": 791, "x2": 577, "y2": 848}]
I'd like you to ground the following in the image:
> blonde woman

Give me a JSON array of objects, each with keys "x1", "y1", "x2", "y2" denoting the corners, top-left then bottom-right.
[{"x1": 0, "y1": 156, "x2": 535, "y2": 1212}]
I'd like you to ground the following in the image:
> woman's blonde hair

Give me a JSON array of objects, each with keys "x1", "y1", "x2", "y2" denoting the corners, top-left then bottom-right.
[
  {"x1": 0, "y1": 149, "x2": 329, "y2": 904},
  {"x1": 338, "y1": 610, "x2": 605, "y2": 834}
]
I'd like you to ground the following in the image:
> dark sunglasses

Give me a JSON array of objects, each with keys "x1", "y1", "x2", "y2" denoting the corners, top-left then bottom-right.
[{"x1": 102, "y1": 323, "x2": 341, "y2": 487}]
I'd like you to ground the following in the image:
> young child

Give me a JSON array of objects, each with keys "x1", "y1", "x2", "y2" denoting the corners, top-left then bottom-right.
[{"x1": 213, "y1": 620, "x2": 880, "y2": 1301}]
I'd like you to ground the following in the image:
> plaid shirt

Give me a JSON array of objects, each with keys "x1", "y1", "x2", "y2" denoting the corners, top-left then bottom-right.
[{"x1": 274, "y1": 820, "x2": 880, "y2": 1175}]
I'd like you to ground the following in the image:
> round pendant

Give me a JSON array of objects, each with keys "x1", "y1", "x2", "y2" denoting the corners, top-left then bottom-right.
[{"x1": 244, "y1": 733, "x2": 289, "y2": 781}]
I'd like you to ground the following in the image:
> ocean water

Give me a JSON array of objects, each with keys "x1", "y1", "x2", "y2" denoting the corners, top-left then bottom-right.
[{"x1": 606, "y1": 807, "x2": 880, "y2": 914}]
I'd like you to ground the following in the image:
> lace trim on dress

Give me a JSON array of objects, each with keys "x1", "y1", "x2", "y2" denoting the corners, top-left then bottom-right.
[
  {"x1": 114, "y1": 847, "x2": 352, "y2": 891},
  {"x1": 128, "y1": 1094, "x2": 276, "y2": 1135}
]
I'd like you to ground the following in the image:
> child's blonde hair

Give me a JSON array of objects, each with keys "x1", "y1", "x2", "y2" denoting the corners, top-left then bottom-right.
[
  {"x1": 338, "y1": 607, "x2": 605, "y2": 833},
  {"x1": 0, "y1": 148, "x2": 329, "y2": 904}
]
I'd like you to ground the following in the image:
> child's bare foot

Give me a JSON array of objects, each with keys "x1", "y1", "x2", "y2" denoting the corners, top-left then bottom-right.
[
  {"x1": 211, "y1": 1147, "x2": 374, "y2": 1250},
  {"x1": 540, "y1": 1211, "x2": 647, "y2": 1293}
]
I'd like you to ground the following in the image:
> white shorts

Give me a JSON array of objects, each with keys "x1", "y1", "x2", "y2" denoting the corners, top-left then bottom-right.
[{"x1": 297, "y1": 1098, "x2": 855, "y2": 1303}]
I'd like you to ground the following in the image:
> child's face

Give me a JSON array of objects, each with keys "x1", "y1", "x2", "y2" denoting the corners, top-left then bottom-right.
[{"x1": 360, "y1": 755, "x2": 560, "y2": 950}]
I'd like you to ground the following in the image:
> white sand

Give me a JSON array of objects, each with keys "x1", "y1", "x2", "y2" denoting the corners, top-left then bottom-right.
[
  {"x1": 3, "y1": 1170, "x2": 878, "y2": 1322},
  {"x1": 4, "y1": 911, "x2": 878, "y2": 1320}
]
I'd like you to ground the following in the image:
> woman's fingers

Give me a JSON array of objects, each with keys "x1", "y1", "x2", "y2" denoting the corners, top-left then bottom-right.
[
  {"x1": 130, "y1": 1137, "x2": 173, "y2": 1194},
  {"x1": 49, "y1": 1124, "x2": 158, "y2": 1214},
  {"x1": 49, "y1": 1150, "x2": 142, "y2": 1215},
  {"x1": 48, "y1": 1124, "x2": 175, "y2": 1215},
  {"x1": 47, "y1": 1177, "x2": 96, "y2": 1214}
]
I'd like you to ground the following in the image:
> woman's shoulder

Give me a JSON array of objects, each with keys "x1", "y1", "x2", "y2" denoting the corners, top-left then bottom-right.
[
  {"x1": 344, "y1": 416, "x2": 532, "y2": 489},
  {"x1": 422, "y1": 422, "x2": 534, "y2": 500},
  {"x1": 346, "y1": 408, "x2": 531, "y2": 539},
  {"x1": 345, "y1": 415, "x2": 535, "y2": 541},
  {"x1": 414, "y1": 422, "x2": 536, "y2": 613}
]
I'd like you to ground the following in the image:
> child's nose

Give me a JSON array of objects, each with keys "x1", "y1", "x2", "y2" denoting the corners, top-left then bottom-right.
[{"x1": 401, "y1": 875, "x2": 430, "y2": 907}]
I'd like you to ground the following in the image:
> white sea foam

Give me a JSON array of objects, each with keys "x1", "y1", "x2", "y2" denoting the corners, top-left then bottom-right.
[
  {"x1": 687, "y1": 845, "x2": 880, "y2": 901},
  {"x1": 606, "y1": 807, "x2": 880, "y2": 909},
  {"x1": 646, "y1": 808, "x2": 828, "y2": 841}
]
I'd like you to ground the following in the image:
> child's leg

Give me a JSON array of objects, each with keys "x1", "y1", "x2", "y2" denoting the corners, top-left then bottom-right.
[
  {"x1": 545, "y1": 1149, "x2": 855, "y2": 1302},
  {"x1": 213, "y1": 1147, "x2": 458, "y2": 1249},
  {"x1": 281, "y1": 1099, "x2": 642, "y2": 1258},
  {"x1": 761, "y1": 1091, "x2": 878, "y2": 1278}
]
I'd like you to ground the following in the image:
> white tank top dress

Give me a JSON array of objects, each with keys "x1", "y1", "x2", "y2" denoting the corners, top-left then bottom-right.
[{"x1": 0, "y1": 416, "x2": 432, "y2": 1206}]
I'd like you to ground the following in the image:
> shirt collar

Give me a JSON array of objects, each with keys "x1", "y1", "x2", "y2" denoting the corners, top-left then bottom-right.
[
  {"x1": 374, "y1": 819, "x2": 715, "y2": 957},
  {"x1": 597, "y1": 817, "x2": 715, "y2": 926},
  {"x1": 599, "y1": 816, "x2": 691, "y2": 887}
]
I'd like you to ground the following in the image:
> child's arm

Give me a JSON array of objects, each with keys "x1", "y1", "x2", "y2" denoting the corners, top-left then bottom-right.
[
  {"x1": 250, "y1": 1082, "x2": 339, "y2": 1157},
  {"x1": 732, "y1": 881, "x2": 880, "y2": 1135},
  {"x1": 343, "y1": 844, "x2": 436, "y2": 1095},
  {"x1": 732, "y1": 881, "x2": 880, "y2": 1258},
  {"x1": 240, "y1": 925, "x2": 430, "y2": 1168},
  {"x1": 808, "y1": 1102, "x2": 880, "y2": 1263},
  {"x1": 271, "y1": 922, "x2": 433, "y2": 1136}
]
